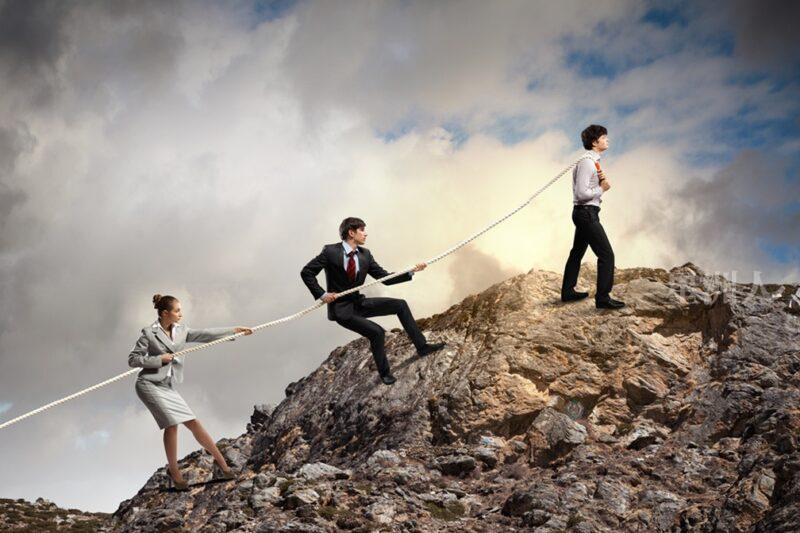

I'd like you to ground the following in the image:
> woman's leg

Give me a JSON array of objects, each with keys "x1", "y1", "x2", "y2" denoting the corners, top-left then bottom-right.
[
  {"x1": 163, "y1": 425, "x2": 183, "y2": 480},
  {"x1": 183, "y1": 419, "x2": 230, "y2": 471}
]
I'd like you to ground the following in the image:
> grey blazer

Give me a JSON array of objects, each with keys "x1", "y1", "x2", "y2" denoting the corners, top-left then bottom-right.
[{"x1": 128, "y1": 322, "x2": 236, "y2": 384}]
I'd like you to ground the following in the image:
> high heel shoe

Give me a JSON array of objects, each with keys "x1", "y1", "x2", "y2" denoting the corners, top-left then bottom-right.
[{"x1": 167, "y1": 469, "x2": 189, "y2": 491}]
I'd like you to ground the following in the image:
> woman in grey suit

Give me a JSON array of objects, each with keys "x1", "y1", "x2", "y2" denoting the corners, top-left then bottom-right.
[{"x1": 128, "y1": 294, "x2": 253, "y2": 490}]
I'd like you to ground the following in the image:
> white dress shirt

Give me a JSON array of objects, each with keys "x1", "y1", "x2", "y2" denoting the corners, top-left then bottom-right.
[
  {"x1": 341, "y1": 241, "x2": 360, "y2": 273},
  {"x1": 321, "y1": 241, "x2": 411, "y2": 300},
  {"x1": 573, "y1": 151, "x2": 604, "y2": 207}
]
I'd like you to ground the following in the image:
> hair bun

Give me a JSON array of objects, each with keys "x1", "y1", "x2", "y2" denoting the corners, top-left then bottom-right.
[{"x1": 152, "y1": 294, "x2": 163, "y2": 308}]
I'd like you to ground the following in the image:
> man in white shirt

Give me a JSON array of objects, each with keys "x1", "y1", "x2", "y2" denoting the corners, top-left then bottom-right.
[{"x1": 561, "y1": 125, "x2": 625, "y2": 309}]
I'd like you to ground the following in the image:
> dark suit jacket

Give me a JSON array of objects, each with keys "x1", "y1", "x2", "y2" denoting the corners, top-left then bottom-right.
[{"x1": 301, "y1": 243, "x2": 413, "y2": 321}]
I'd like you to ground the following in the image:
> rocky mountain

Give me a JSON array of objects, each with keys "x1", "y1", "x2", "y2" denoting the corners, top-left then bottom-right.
[
  {"x1": 9, "y1": 263, "x2": 800, "y2": 532},
  {"x1": 0, "y1": 497, "x2": 111, "y2": 531}
]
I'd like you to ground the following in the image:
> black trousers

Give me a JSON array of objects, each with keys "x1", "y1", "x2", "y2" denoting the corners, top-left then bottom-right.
[
  {"x1": 561, "y1": 205, "x2": 615, "y2": 302},
  {"x1": 335, "y1": 297, "x2": 427, "y2": 377}
]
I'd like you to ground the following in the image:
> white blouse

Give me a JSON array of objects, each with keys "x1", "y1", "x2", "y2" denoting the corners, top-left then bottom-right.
[{"x1": 153, "y1": 320, "x2": 177, "y2": 378}]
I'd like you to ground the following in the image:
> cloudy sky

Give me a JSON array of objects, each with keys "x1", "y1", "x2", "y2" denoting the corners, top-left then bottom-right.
[{"x1": 1, "y1": 0, "x2": 798, "y2": 512}]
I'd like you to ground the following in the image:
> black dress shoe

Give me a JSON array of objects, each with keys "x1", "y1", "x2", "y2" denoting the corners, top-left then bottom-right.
[
  {"x1": 561, "y1": 291, "x2": 589, "y2": 302},
  {"x1": 381, "y1": 373, "x2": 397, "y2": 385},
  {"x1": 596, "y1": 298, "x2": 625, "y2": 309},
  {"x1": 418, "y1": 342, "x2": 446, "y2": 357}
]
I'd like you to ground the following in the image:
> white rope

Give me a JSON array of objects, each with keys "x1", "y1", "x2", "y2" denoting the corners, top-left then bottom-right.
[{"x1": 0, "y1": 154, "x2": 590, "y2": 431}]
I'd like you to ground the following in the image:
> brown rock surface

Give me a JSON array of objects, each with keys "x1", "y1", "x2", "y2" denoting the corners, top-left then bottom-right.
[{"x1": 10, "y1": 262, "x2": 800, "y2": 532}]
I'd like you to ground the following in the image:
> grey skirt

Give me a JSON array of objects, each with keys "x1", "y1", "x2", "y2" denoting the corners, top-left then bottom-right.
[{"x1": 135, "y1": 377, "x2": 195, "y2": 429}]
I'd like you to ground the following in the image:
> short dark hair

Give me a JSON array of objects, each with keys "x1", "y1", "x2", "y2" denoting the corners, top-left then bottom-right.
[
  {"x1": 581, "y1": 124, "x2": 607, "y2": 150},
  {"x1": 339, "y1": 217, "x2": 366, "y2": 240}
]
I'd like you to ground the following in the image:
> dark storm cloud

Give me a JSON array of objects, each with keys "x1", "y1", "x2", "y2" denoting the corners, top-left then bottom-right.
[
  {"x1": 0, "y1": 0, "x2": 187, "y2": 111},
  {"x1": 728, "y1": 0, "x2": 800, "y2": 74},
  {"x1": 66, "y1": 0, "x2": 186, "y2": 101},
  {"x1": 0, "y1": 0, "x2": 66, "y2": 69},
  {"x1": 0, "y1": 122, "x2": 33, "y2": 340},
  {"x1": 0, "y1": 123, "x2": 34, "y2": 172},
  {"x1": 0, "y1": 127, "x2": 29, "y2": 350},
  {"x1": 0, "y1": 0, "x2": 72, "y2": 106},
  {"x1": 673, "y1": 151, "x2": 799, "y2": 246},
  {"x1": 634, "y1": 150, "x2": 800, "y2": 273},
  {"x1": 0, "y1": 124, "x2": 33, "y2": 243},
  {"x1": 0, "y1": 184, "x2": 24, "y2": 231}
]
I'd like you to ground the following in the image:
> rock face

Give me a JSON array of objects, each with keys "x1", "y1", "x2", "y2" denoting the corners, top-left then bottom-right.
[
  {"x1": 16, "y1": 262, "x2": 800, "y2": 532},
  {"x1": 0, "y1": 497, "x2": 111, "y2": 531}
]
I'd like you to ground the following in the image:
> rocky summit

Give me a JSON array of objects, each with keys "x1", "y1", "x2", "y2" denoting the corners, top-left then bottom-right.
[{"x1": 12, "y1": 263, "x2": 800, "y2": 532}]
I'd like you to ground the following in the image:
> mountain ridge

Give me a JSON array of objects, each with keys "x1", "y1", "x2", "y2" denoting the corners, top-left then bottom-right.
[{"x1": 4, "y1": 262, "x2": 799, "y2": 532}]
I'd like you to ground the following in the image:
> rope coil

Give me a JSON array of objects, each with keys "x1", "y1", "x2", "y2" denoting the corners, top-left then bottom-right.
[{"x1": 0, "y1": 154, "x2": 590, "y2": 431}]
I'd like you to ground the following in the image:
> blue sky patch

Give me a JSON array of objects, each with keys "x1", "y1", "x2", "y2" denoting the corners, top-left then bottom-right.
[
  {"x1": 252, "y1": 0, "x2": 298, "y2": 22},
  {"x1": 641, "y1": 7, "x2": 688, "y2": 29},
  {"x1": 699, "y1": 31, "x2": 735, "y2": 58},
  {"x1": 709, "y1": 113, "x2": 800, "y2": 153},
  {"x1": 441, "y1": 121, "x2": 470, "y2": 149},
  {"x1": 614, "y1": 104, "x2": 638, "y2": 118},
  {"x1": 376, "y1": 114, "x2": 419, "y2": 143},
  {"x1": 757, "y1": 239, "x2": 799, "y2": 264},
  {"x1": 726, "y1": 72, "x2": 771, "y2": 88},
  {"x1": 485, "y1": 115, "x2": 534, "y2": 146},
  {"x1": 565, "y1": 49, "x2": 619, "y2": 80}
]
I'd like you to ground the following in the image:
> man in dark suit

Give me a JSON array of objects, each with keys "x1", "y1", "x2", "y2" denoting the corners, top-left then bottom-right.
[{"x1": 301, "y1": 217, "x2": 446, "y2": 385}]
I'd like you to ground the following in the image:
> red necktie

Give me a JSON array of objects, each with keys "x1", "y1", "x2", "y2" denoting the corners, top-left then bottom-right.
[{"x1": 346, "y1": 251, "x2": 357, "y2": 282}]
